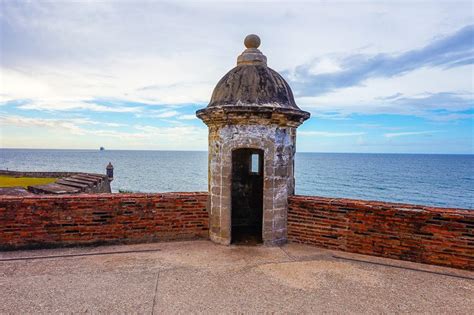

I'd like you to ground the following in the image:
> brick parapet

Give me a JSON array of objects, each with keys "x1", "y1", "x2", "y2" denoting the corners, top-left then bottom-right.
[
  {"x1": 0, "y1": 192, "x2": 209, "y2": 250},
  {"x1": 1, "y1": 192, "x2": 472, "y2": 270},
  {"x1": 288, "y1": 195, "x2": 474, "y2": 270}
]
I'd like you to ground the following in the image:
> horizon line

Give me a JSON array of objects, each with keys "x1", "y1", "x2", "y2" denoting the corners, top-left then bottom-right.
[{"x1": 1, "y1": 147, "x2": 473, "y2": 155}]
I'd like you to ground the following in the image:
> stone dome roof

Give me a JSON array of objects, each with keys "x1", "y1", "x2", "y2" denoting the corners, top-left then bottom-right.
[
  {"x1": 206, "y1": 34, "x2": 303, "y2": 111},
  {"x1": 208, "y1": 65, "x2": 299, "y2": 109},
  {"x1": 197, "y1": 34, "x2": 310, "y2": 124}
]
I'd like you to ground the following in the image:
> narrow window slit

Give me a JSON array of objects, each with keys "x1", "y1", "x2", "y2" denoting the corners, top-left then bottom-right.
[{"x1": 251, "y1": 154, "x2": 259, "y2": 174}]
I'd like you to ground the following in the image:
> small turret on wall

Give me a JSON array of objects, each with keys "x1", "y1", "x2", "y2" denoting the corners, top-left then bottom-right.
[
  {"x1": 106, "y1": 162, "x2": 114, "y2": 181},
  {"x1": 196, "y1": 34, "x2": 310, "y2": 246}
]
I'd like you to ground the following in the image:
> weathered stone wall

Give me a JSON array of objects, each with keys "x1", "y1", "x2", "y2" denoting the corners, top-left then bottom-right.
[
  {"x1": 0, "y1": 192, "x2": 208, "y2": 250},
  {"x1": 288, "y1": 195, "x2": 474, "y2": 270},
  {"x1": 208, "y1": 123, "x2": 296, "y2": 245}
]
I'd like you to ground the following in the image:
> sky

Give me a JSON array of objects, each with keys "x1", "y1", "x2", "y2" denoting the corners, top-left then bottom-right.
[{"x1": 0, "y1": 0, "x2": 473, "y2": 154}]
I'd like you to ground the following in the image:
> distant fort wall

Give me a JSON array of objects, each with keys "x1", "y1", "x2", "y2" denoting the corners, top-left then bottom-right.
[
  {"x1": 0, "y1": 170, "x2": 89, "y2": 178},
  {"x1": 0, "y1": 193, "x2": 208, "y2": 250},
  {"x1": 288, "y1": 195, "x2": 473, "y2": 270},
  {"x1": 0, "y1": 192, "x2": 472, "y2": 270},
  {"x1": 0, "y1": 170, "x2": 112, "y2": 194}
]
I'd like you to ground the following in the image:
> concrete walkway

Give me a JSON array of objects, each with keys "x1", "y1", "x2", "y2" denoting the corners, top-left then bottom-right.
[{"x1": 1, "y1": 240, "x2": 473, "y2": 313}]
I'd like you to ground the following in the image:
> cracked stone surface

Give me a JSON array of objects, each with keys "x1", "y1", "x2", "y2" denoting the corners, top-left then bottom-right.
[{"x1": 1, "y1": 240, "x2": 473, "y2": 313}]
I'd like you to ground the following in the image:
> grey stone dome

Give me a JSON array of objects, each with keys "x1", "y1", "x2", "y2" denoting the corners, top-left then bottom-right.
[
  {"x1": 208, "y1": 64, "x2": 300, "y2": 110},
  {"x1": 197, "y1": 34, "x2": 310, "y2": 124}
]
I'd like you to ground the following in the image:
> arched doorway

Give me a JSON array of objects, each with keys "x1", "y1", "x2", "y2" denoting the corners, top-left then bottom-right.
[{"x1": 231, "y1": 148, "x2": 264, "y2": 244}]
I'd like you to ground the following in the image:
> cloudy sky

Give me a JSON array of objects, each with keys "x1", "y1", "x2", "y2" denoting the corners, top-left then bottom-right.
[{"x1": 0, "y1": 0, "x2": 472, "y2": 153}]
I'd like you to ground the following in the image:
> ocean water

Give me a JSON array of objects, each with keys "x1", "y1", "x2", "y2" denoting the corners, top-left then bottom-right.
[{"x1": 1, "y1": 149, "x2": 472, "y2": 209}]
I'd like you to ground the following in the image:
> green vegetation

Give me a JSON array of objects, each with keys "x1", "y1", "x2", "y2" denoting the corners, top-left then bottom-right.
[{"x1": 0, "y1": 175, "x2": 57, "y2": 188}]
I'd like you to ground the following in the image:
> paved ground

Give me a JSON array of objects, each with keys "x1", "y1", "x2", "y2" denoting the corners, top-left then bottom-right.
[{"x1": 1, "y1": 240, "x2": 473, "y2": 314}]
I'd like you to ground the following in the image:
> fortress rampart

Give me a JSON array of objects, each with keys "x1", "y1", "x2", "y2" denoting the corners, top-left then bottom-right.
[
  {"x1": 0, "y1": 170, "x2": 95, "y2": 178},
  {"x1": 0, "y1": 193, "x2": 208, "y2": 250},
  {"x1": 0, "y1": 169, "x2": 113, "y2": 194},
  {"x1": 0, "y1": 193, "x2": 472, "y2": 270},
  {"x1": 288, "y1": 195, "x2": 473, "y2": 270}
]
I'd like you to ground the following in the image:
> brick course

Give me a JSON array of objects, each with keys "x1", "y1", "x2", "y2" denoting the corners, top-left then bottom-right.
[
  {"x1": 0, "y1": 193, "x2": 208, "y2": 250},
  {"x1": 288, "y1": 195, "x2": 474, "y2": 270}
]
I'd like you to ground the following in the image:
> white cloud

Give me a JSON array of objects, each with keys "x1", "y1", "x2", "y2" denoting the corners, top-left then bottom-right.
[
  {"x1": 297, "y1": 65, "x2": 473, "y2": 116},
  {"x1": 384, "y1": 131, "x2": 441, "y2": 138},
  {"x1": 1, "y1": 1, "x2": 472, "y2": 110},
  {"x1": 428, "y1": 113, "x2": 474, "y2": 122},
  {"x1": 0, "y1": 114, "x2": 207, "y2": 150},
  {"x1": 0, "y1": 115, "x2": 88, "y2": 135},
  {"x1": 299, "y1": 131, "x2": 366, "y2": 137},
  {"x1": 178, "y1": 114, "x2": 198, "y2": 120},
  {"x1": 151, "y1": 110, "x2": 180, "y2": 118},
  {"x1": 0, "y1": 1, "x2": 472, "y2": 151},
  {"x1": 307, "y1": 57, "x2": 342, "y2": 75},
  {"x1": 133, "y1": 124, "x2": 205, "y2": 138},
  {"x1": 16, "y1": 99, "x2": 142, "y2": 113}
]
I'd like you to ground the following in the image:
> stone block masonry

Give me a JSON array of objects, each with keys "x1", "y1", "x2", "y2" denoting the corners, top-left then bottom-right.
[
  {"x1": 197, "y1": 34, "x2": 310, "y2": 246},
  {"x1": 288, "y1": 195, "x2": 474, "y2": 270},
  {"x1": 0, "y1": 192, "x2": 208, "y2": 250}
]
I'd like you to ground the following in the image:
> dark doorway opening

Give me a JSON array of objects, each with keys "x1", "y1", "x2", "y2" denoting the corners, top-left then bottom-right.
[{"x1": 231, "y1": 148, "x2": 264, "y2": 245}]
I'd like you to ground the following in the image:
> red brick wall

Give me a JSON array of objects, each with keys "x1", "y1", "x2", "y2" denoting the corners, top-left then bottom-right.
[
  {"x1": 2, "y1": 191, "x2": 472, "y2": 270},
  {"x1": 288, "y1": 196, "x2": 474, "y2": 270},
  {"x1": 0, "y1": 193, "x2": 208, "y2": 250}
]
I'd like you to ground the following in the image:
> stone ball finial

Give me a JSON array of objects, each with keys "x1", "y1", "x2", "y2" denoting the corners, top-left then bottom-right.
[{"x1": 244, "y1": 34, "x2": 261, "y2": 49}]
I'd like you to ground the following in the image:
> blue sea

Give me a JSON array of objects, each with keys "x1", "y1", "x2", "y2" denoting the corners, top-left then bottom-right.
[{"x1": 1, "y1": 149, "x2": 472, "y2": 209}]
